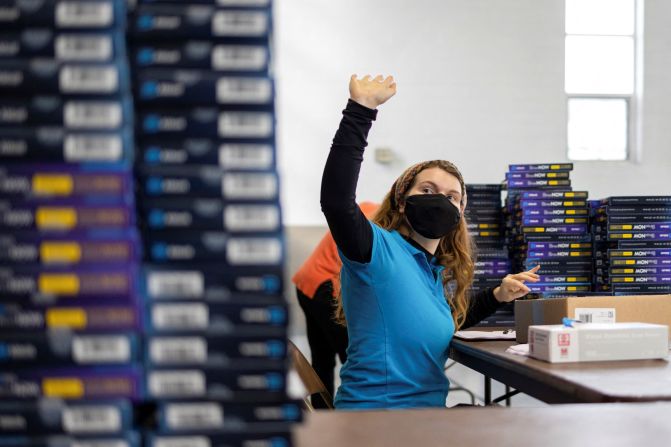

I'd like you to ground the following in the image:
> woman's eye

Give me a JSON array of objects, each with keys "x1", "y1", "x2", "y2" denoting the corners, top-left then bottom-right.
[{"x1": 422, "y1": 188, "x2": 433, "y2": 193}]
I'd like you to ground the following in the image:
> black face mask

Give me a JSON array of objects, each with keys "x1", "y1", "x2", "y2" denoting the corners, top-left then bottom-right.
[{"x1": 404, "y1": 194, "x2": 461, "y2": 239}]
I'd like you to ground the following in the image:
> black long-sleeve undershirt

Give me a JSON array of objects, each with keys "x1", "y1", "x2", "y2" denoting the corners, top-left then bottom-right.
[{"x1": 320, "y1": 99, "x2": 502, "y2": 329}]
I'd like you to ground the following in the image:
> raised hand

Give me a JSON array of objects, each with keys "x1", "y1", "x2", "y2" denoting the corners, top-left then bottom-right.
[
  {"x1": 493, "y1": 265, "x2": 541, "y2": 303},
  {"x1": 349, "y1": 74, "x2": 397, "y2": 110}
]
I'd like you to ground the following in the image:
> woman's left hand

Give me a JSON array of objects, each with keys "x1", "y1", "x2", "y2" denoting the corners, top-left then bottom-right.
[{"x1": 493, "y1": 265, "x2": 541, "y2": 303}]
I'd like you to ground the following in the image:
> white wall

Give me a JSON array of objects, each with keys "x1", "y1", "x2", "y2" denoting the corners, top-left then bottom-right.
[{"x1": 275, "y1": 0, "x2": 671, "y2": 226}]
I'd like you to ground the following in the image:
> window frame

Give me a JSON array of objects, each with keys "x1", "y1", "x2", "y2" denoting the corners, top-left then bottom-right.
[{"x1": 564, "y1": 0, "x2": 643, "y2": 162}]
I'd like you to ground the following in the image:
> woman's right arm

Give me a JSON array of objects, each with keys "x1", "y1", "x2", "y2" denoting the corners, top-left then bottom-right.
[{"x1": 320, "y1": 75, "x2": 396, "y2": 263}]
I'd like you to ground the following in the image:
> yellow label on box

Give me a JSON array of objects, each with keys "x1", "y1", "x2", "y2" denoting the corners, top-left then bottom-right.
[
  {"x1": 43, "y1": 378, "x2": 84, "y2": 398},
  {"x1": 39, "y1": 274, "x2": 80, "y2": 295},
  {"x1": 624, "y1": 269, "x2": 634, "y2": 273},
  {"x1": 565, "y1": 201, "x2": 574, "y2": 206},
  {"x1": 626, "y1": 260, "x2": 635, "y2": 265},
  {"x1": 566, "y1": 192, "x2": 575, "y2": 197},
  {"x1": 36, "y1": 208, "x2": 77, "y2": 230},
  {"x1": 549, "y1": 181, "x2": 558, "y2": 185},
  {"x1": 567, "y1": 210, "x2": 576, "y2": 215},
  {"x1": 40, "y1": 242, "x2": 82, "y2": 263},
  {"x1": 46, "y1": 308, "x2": 87, "y2": 329},
  {"x1": 623, "y1": 251, "x2": 633, "y2": 256},
  {"x1": 568, "y1": 286, "x2": 577, "y2": 291},
  {"x1": 535, "y1": 228, "x2": 545, "y2": 233},
  {"x1": 32, "y1": 174, "x2": 73, "y2": 196},
  {"x1": 550, "y1": 165, "x2": 560, "y2": 169},
  {"x1": 548, "y1": 173, "x2": 557, "y2": 178}
]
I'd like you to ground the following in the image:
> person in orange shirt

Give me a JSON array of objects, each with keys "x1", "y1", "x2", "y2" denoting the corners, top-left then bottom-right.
[{"x1": 292, "y1": 201, "x2": 379, "y2": 407}]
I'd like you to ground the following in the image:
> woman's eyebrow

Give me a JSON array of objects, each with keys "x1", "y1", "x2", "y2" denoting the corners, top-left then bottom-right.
[{"x1": 418, "y1": 180, "x2": 438, "y2": 189}]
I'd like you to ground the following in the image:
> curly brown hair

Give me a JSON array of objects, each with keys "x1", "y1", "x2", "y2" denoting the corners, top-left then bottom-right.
[{"x1": 334, "y1": 160, "x2": 475, "y2": 331}]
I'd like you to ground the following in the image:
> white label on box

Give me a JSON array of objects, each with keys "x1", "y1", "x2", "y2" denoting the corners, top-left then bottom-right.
[
  {"x1": 149, "y1": 370, "x2": 206, "y2": 397},
  {"x1": 148, "y1": 271, "x2": 204, "y2": 299},
  {"x1": 212, "y1": 11, "x2": 268, "y2": 37},
  {"x1": 64, "y1": 134, "x2": 122, "y2": 162},
  {"x1": 164, "y1": 403, "x2": 224, "y2": 430},
  {"x1": 154, "y1": 437, "x2": 210, "y2": 447},
  {"x1": 59, "y1": 66, "x2": 118, "y2": 93},
  {"x1": 72, "y1": 442, "x2": 127, "y2": 447},
  {"x1": 64, "y1": 101, "x2": 122, "y2": 129},
  {"x1": 150, "y1": 337, "x2": 208, "y2": 364},
  {"x1": 211, "y1": 45, "x2": 267, "y2": 71},
  {"x1": 224, "y1": 205, "x2": 279, "y2": 231},
  {"x1": 218, "y1": 144, "x2": 272, "y2": 169},
  {"x1": 152, "y1": 303, "x2": 209, "y2": 330},
  {"x1": 216, "y1": 78, "x2": 271, "y2": 104},
  {"x1": 221, "y1": 173, "x2": 276, "y2": 200},
  {"x1": 62, "y1": 406, "x2": 122, "y2": 433},
  {"x1": 217, "y1": 112, "x2": 272, "y2": 138},
  {"x1": 56, "y1": 2, "x2": 113, "y2": 28},
  {"x1": 72, "y1": 335, "x2": 130, "y2": 364},
  {"x1": 56, "y1": 35, "x2": 112, "y2": 61},
  {"x1": 227, "y1": 238, "x2": 282, "y2": 265},
  {"x1": 574, "y1": 308, "x2": 616, "y2": 324}
]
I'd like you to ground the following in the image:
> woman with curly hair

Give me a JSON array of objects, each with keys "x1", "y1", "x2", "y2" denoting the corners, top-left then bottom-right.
[{"x1": 321, "y1": 74, "x2": 540, "y2": 409}]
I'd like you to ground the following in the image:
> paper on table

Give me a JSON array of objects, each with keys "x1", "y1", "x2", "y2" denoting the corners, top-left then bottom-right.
[
  {"x1": 506, "y1": 344, "x2": 530, "y2": 356},
  {"x1": 453, "y1": 330, "x2": 516, "y2": 341}
]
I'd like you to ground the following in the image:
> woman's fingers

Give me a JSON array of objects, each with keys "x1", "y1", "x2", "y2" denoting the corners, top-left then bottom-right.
[
  {"x1": 349, "y1": 74, "x2": 397, "y2": 108},
  {"x1": 513, "y1": 272, "x2": 540, "y2": 283},
  {"x1": 506, "y1": 279, "x2": 530, "y2": 295}
]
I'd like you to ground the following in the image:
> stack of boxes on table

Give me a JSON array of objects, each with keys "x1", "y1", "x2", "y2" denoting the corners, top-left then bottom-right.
[
  {"x1": 504, "y1": 163, "x2": 594, "y2": 297},
  {"x1": 0, "y1": 0, "x2": 141, "y2": 445},
  {"x1": 464, "y1": 184, "x2": 512, "y2": 327},
  {"x1": 129, "y1": 0, "x2": 300, "y2": 445},
  {"x1": 592, "y1": 196, "x2": 671, "y2": 296}
]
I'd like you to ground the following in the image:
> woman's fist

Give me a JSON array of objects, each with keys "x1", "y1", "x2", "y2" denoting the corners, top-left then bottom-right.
[{"x1": 349, "y1": 74, "x2": 397, "y2": 110}]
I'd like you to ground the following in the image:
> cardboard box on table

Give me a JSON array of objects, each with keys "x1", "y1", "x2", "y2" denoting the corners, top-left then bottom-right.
[{"x1": 515, "y1": 294, "x2": 671, "y2": 343}]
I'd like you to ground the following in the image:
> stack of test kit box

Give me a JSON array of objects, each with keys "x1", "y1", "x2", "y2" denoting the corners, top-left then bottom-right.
[
  {"x1": 504, "y1": 163, "x2": 594, "y2": 297},
  {"x1": 129, "y1": 0, "x2": 300, "y2": 445},
  {"x1": 465, "y1": 184, "x2": 513, "y2": 327},
  {"x1": 592, "y1": 196, "x2": 671, "y2": 295},
  {"x1": 0, "y1": 0, "x2": 141, "y2": 445}
]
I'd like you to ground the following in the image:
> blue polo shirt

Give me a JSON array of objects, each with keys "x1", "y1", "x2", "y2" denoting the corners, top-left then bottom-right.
[{"x1": 334, "y1": 222, "x2": 455, "y2": 409}]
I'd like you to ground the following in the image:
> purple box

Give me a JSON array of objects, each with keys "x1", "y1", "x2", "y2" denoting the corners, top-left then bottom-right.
[
  {"x1": 0, "y1": 264, "x2": 139, "y2": 303},
  {"x1": 0, "y1": 303, "x2": 142, "y2": 333},
  {"x1": 0, "y1": 165, "x2": 134, "y2": 200},
  {"x1": 0, "y1": 229, "x2": 140, "y2": 265},
  {"x1": 0, "y1": 199, "x2": 135, "y2": 231},
  {"x1": 0, "y1": 366, "x2": 143, "y2": 401}
]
